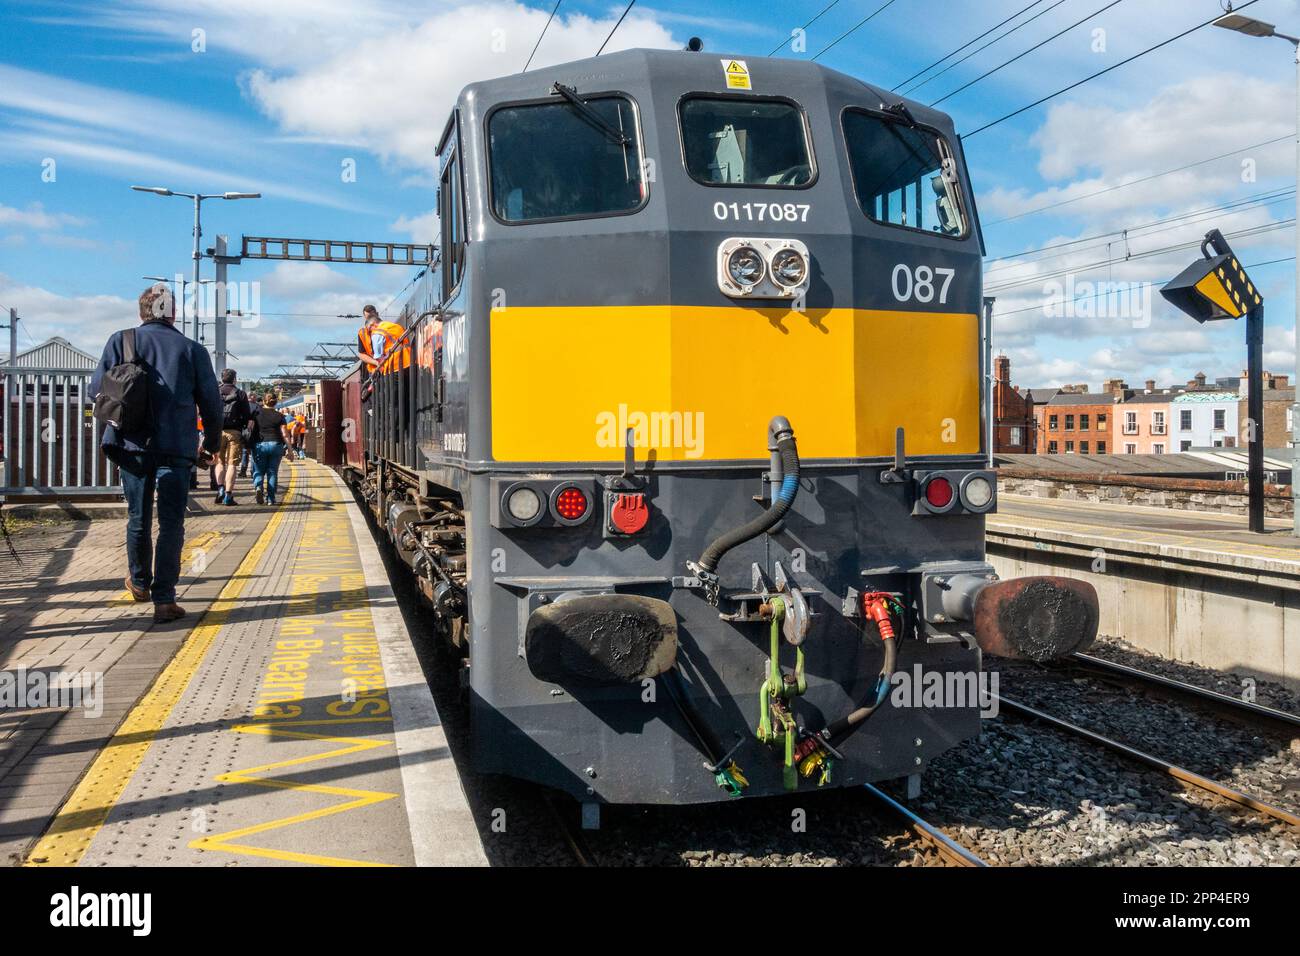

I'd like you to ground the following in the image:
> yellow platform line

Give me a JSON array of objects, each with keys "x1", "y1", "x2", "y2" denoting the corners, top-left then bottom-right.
[
  {"x1": 190, "y1": 721, "x2": 398, "y2": 867},
  {"x1": 25, "y1": 468, "x2": 297, "y2": 867}
]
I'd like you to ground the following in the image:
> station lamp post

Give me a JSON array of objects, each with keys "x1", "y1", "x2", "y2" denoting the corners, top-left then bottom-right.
[
  {"x1": 1162, "y1": 229, "x2": 1266, "y2": 532},
  {"x1": 1213, "y1": 10, "x2": 1300, "y2": 530},
  {"x1": 130, "y1": 186, "x2": 260, "y2": 345}
]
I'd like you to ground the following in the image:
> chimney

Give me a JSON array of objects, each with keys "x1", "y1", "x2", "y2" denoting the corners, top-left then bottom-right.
[
  {"x1": 1144, "y1": 379, "x2": 1155, "y2": 391},
  {"x1": 993, "y1": 354, "x2": 1011, "y2": 383},
  {"x1": 1277, "y1": 375, "x2": 1290, "y2": 388}
]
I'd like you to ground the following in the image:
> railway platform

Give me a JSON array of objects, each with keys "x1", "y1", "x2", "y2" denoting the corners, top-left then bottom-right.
[
  {"x1": 987, "y1": 494, "x2": 1300, "y2": 690},
  {"x1": 1, "y1": 461, "x2": 485, "y2": 867}
]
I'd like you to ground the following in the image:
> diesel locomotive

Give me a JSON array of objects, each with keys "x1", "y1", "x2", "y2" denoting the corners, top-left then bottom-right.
[{"x1": 326, "y1": 47, "x2": 1099, "y2": 812}]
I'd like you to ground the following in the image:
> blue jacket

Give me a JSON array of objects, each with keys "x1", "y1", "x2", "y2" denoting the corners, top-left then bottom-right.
[{"x1": 90, "y1": 319, "x2": 223, "y2": 462}]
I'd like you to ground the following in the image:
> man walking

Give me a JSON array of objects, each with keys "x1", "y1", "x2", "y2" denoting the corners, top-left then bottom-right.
[
  {"x1": 214, "y1": 369, "x2": 250, "y2": 505},
  {"x1": 91, "y1": 283, "x2": 223, "y2": 623}
]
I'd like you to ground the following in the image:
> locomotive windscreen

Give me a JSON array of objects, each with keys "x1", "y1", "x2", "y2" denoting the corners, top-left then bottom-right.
[
  {"x1": 488, "y1": 95, "x2": 645, "y2": 223},
  {"x1": 679, "y1": 97, "x2": 813, "y2": 186},
  {"x1": 843, "y1": 110, "x2": 966, "y2": 237}
]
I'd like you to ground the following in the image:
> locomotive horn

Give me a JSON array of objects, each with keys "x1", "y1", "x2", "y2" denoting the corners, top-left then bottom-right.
[{"x1": 953, "y1": 575, "x2": 1099, "y2": 661}]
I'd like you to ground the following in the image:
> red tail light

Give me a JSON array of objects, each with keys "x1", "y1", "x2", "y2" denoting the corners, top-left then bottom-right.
[
  {"x1": 924, "y1": 476, "x2": 954, "y2": 509},
  {"x1": 554, "y1": 486, "x2": 589, "y2": 522}
]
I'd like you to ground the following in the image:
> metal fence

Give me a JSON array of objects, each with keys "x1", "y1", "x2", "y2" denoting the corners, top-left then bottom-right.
[{"x1": 1, "y1": 367, "x2": 119, "y2": 496}]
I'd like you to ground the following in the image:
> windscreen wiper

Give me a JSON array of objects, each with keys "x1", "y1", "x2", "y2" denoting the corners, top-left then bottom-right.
[{"x1": 552, "y1": 82, "x2": 630, "y2": 147}]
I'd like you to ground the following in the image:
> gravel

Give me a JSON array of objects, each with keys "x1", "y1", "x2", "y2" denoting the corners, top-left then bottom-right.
[{"x1": 372, "y1": 507, "x2": 1300, "y2": 866}]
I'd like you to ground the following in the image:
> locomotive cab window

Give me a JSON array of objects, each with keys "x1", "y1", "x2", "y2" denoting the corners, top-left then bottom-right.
[
  {"x1": 843, "y1": 109, "x2": 966, "y2": 237},
  {"x1": 488, "y1": 94, "x2": 645, "y2": 223},
  {"x1": 679, "y1": 97, "x2": 813, "y2": 187},
  {"x1": 439, "y1": 148, "x2": 465, "y2": 300}
]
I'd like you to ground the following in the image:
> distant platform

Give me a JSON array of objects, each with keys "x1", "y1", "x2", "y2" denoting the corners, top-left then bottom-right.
[{"x1": 997, "y1": 450, "x2": 1293, "y2": 484}]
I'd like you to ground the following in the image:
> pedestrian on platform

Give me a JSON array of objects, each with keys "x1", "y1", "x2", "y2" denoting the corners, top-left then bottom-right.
[
  {"x1": 91, "y1": 283, "x2": 222, "y2": 624},
  {"x1": 249, "y1": 392, "x2": 293, "y2": 506},
  {"x1": 214, "y1": 369, "x2": 250, "y2": 505},
  {"x1": 292, "y1": 411, "x2": 307, "y2": 460},
  {"x1": 239, "y1": 392, "x2": 259, "y2": 478}
]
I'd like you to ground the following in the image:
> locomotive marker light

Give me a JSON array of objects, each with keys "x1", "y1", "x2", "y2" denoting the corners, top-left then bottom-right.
[
  {"x1": 503, "y1": 483, "x2": 544, "y2": 526},
  {"x1": 1160, "y1": 229, "x2": 1266, "y2": 532},
  {"x1": 717, "y1": 237, "x2": 811, "y2": 300}
]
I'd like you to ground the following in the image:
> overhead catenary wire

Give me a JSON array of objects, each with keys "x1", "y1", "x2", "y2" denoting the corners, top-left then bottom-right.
[
  {"x1": 769, "y1": 0, "x2": 845, "y2": 57},
  {"x1": 595, "y1": 0, "x2": 636, "y2": 56},
  {"x1": 983, "y1": 134, "x2": 1295, "y2": 226},
  {"x1": 522, "y1": 0, "x2": 562, "y2": 73},
  {"x1": 963, "y1": 0, "x2": 1264, "y2": 138},
  {"x1": 811, "y1": 0, "x2": 902, "y2": 61},
  {"x1": 892, "y1": 0, "x2": 1052, "y2": 92},
  {"x1": 903, "y1": 0, "x2": 1072, "y2": 98},
  {"x1": 930, "y1": 0, "x2": 1129, "y2": 107},
  {"x1": 983, "y1": 188, "x2": 1297, "y2": 272},
  {"x1": 991, "y1": 255, "x2": 1295, "y2": 318},
  {"x1": 982, "y1": 219, "x2": 1295, "y2": 294}
]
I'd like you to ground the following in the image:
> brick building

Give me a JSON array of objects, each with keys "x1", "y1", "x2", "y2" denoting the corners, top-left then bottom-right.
[
  {"x1": 991, "y1": 355, "x2": 1036, "y2": 453},
  {"x1": 1236, "y1": 371, "x2": 1294, "y2": 448},
  {"x1": 1033, "y1": 390, "x2": 1117, "y2": 455}
]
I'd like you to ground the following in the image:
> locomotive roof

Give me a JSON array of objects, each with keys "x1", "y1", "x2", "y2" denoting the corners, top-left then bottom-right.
[{"x1": 457, "y1": 47, "x2": 959, "y2": 137}]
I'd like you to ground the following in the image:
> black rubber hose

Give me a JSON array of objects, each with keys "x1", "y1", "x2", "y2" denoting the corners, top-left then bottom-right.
[
  {"x1": 821, "y1": 633, "x2": 898, "y2": 743},
  {"x1": 696, "y1": 417, "x2": 800, "y2": 574}
]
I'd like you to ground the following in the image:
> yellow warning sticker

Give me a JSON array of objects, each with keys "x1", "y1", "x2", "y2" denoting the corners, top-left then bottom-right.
[{"x1": 722, "y1": 58, "x2": 751, "y2": 90}]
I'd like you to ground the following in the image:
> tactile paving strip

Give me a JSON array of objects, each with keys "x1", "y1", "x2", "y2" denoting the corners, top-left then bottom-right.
[{"x1": 38, "y1": 464, "x2": 416, "y2": 867}]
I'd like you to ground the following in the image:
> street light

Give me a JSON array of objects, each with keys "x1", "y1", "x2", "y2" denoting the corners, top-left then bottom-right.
[
  {"x1": 129, "y1": 186, "x2": 261, "y2": 345},
  {"x1": 1213, "y1": 9, "x2": 1300, "y2": 534}
]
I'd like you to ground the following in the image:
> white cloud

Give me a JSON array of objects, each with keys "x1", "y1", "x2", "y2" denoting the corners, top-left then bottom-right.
[
  {"x1": 980, "y1": 72, "x2": 1294, "y2": 226},
  {"x1": 0, "y1": 202, "x2": 87, "y2": 231},
  {"x1": 257, "y1": 261, "x2": 357, "y2": 298},
  {"x1": 244, "y1": 3, "x2": 677, "y2": 172},
  {"x1": 391, "y1": 209, "x2": 438, "y2": 243}
]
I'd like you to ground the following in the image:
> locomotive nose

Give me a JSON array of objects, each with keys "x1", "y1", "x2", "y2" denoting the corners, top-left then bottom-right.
[{"x1": 969, "y1": 576, "x2": 1099, "y2": 661}]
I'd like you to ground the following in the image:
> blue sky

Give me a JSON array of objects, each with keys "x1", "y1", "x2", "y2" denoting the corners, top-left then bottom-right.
[{"x1": 1, "y1": 0, "x2": 1298, "y2": 387}]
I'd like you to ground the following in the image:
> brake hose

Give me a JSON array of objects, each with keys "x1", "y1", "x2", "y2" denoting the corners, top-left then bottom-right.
[
  {"x1": 691, "y1": 416, "x2": 800, "y2": 593},
  {"x1": 820, "y1": 593, "x2": 899, "y2": 744}
]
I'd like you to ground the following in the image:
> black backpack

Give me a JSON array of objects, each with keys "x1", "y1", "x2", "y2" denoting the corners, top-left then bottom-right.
[
  {"x1": 220, "y1": 384, "x2": 249, "y2": 429},
  {"x1": 93, "y1": 328, "x2": 151, "y2": 434}
]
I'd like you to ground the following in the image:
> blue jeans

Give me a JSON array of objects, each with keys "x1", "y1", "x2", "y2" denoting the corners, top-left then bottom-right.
[
  {"x1": 119, "y1": 452, "x2": 191, "y2": 605},
  {"x1": 252, "y1": 442, "x2": 286, "y2": 500}
]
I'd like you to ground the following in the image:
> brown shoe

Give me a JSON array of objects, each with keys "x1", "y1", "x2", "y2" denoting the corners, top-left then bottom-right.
[
  {"x1": 124, "y1": 576, "x2": 150, "y2": 602},
  {"x1": 153, "y1": 603, "x2": 187, "y2": 623}
]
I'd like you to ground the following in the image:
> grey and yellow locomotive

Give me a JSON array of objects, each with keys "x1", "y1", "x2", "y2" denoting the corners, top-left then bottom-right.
[{"x1": 335, "y1": 47, "x2": 1097, "y2": 811}]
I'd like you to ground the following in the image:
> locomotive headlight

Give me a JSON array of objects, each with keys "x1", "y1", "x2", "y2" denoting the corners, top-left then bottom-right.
[
  {"x1": 770, "y1": 248, "x2": 808, "y2": 288},
  {"x1": 726, "y1": 246, "x2": 765, "y2": 289},
  {"x1": 718, "y1": 237, "x2": 811, "y2": 300},
  {"x1": 505, "y1": 486, "x2": 542, "y2": 523}
]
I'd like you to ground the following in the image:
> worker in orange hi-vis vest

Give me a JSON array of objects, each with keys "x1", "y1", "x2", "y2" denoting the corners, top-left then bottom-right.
[{"x1": 291, "y1": 411, "x2": 307, "y2": 461}]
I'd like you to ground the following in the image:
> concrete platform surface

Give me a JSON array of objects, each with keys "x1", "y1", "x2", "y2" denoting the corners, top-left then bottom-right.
[
  {"x1": 993, "y1": 494, "x2": 1300, "y2": 578},
  {"x1": 6, "y1": 461, "x2": 484, "y2": 867}
]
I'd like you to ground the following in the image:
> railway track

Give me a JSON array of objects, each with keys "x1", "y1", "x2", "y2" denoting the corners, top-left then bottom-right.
[
  {"x1": 997, "y1": 694, "x2": 1300, "y2": 829},
  {"x1": 543, "y1": 793, "x2": 599, "y2": 867},
  {"x1": 861, "y1": 783, "x2": 988, "y2": 867},
  {"x1": 1064, "y1": 652, "x2": 1300, "y2": 740}
]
